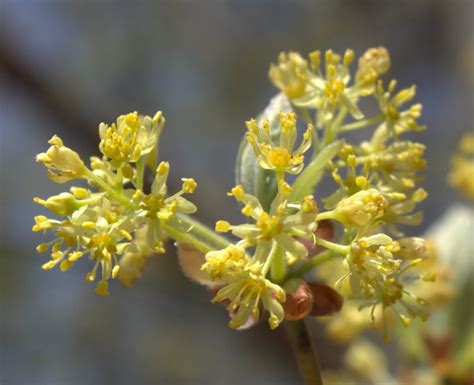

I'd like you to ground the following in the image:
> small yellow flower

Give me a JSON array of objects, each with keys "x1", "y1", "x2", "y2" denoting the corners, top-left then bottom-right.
[
  {"x1": 332, "y1": 189, "x2": 389, "y2": 232},
  {"x1": 222, "y1": 184, "x2": 318, "y2": 263},
  {"x1": 98, "y1": 111, "x2": 165, "y2": 166},
  {"x1": 212, "y1": 263, "x2": 286, "y2": 330},
  {"x1": 95, "y1": 280, "x2": 109, "y2": 296},
  {"x1": 36, "y1": 135, "x2": 86, "y2": 183},
  {"x1": 33, "y1": 193, "x2": 82, "y2": 216},
  {"x1": 246, "y1": 112, "x2": 312, "y2": 176},
  {"x1": 181, "y1": 178, "x2": 197, "y2": 194},
  {"x1": 215, "y1": 220, "x2": 231, "y2": 233},
  {"x1": 286, "y1": 49, "x2": 365, "y2": 127},
  {"x1": 202, "y1": 245, "x2": 249, "y2": 281},
  {"x1": 269, "y1": 51, "x2": 309, "y2": 99},
  {"x1": 355, "y1": 46, "x2": 391, "y2": 83},
  {"x1": 340, "y1": 233, "x2": 431, "y2": 340},
  {"x1": 32, "y1": 215, "x2": 55, "y2": 232},
  {"x1": 141, "y1": 162, "x2": 197, "y2": 223},
  {"x1": 375, "y1": 80, "x2": 425, "y2": 135}
]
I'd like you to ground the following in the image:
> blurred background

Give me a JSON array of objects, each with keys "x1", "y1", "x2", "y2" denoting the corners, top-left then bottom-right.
[{"x1": 1, "y1": 1, "x2": 472, "y2": 384}]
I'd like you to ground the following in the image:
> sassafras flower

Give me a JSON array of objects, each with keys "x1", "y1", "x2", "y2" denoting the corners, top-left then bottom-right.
[
  {"x1": 340, "y1": 234, "x2": 431, "y2": 341},
  {"x1": 37, "y1": 201, "x2": 137, "y2": 296},
  {"x1": 99, "y1": 111, "x2": 165, "y2": 166},
  {"x1": 375, "y1": 80, "x2": 425, "y2": 136},
  {"x1": 246, "y1": 112, "x2": 312, "y2": 177},
  {"x1": 36, "y1": 135, "x2": 86, "y2": 183},
  {"x1": 269, "y1": 51, "x2": 310, "y2": 99},
  {"x1": 221, "y1": 184, "x2": 318, "y2": 263},
  {"x1": 201, "y1": 245, "x2": 249, "y2": 281},
  {"x1": 34, "y1": 111, "x2": 200, "y2": 295},
  {"x1": 291, "y1": 49, "x2": 365, "y2": 127},
  {"x1": 139, "y1": 161, "x2": 197, "y2": 251},
  {"x1": 319, "y1": 189, "x2": 388, "y2": 235},
  {"x1": 212, "y1": 263, "x2": 286, "y2": 330},
  {"x1": 355, "y1": 46, "x2": 391, "y2": 83}
]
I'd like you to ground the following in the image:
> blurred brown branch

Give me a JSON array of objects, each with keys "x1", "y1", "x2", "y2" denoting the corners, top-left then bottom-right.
[{"x1": 0, "y1": 38, "x2": 97, "y2": 148}]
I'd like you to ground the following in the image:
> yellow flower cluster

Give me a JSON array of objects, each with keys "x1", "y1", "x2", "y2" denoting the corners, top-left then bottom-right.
[
  {"x1": 269, "y1": 48, "x2": 390, "y2": 128},
  {"x1": 202, "y1": 114, "x2": 321, "y2": 329},
  {"x1": 197, "y1": 47, "x2": 435, "y2": 335},
  {"x1": 32, "y1": 47, "x2": 434, "y2": 340},
  {"x1": 318, "y1": 237, "x2": 451, "y2": 344},
  {"x1": 34, "y1": 111, "x2": 198, "y2": 295},
  {"x1": 266, "y1": 47, "x2": 434, "y2": 337},
  {"x1": 202, "y1": 246, "x2": 285, "y2": 329}
]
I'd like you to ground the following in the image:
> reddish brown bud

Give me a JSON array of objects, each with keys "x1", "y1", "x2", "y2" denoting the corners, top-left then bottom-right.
[
  {"x1": 307, "y1": 282, "x2": 343, "y2": 316},
  {"x1": 283, "y1": 280, "x2": 314, "y2": 320},
  {"x1": 423, "y1": 332, "x2": 453, "y2": 374}
]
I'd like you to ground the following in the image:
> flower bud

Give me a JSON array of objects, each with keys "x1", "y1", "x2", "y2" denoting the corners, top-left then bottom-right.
[
  {"x1": 282, "y1": 280, "x2": 313, "y2": 320},
  {"x1": 34, "y1": 192, "x2": 81, "y2": 216},
  {"x1": 181, "y1": 178, "x2": 197, "y2": 194},
  {"x1": 269, "y1": 51, "x2": 309, "y2": 99},
  {"x1": 307, "y1": 282, "x2": 343, "y2": 316},
  {"x1": 36, "y1": 135, "x2": 86, "y2": 183},
  {"x1": 356, "y1": 47, "x2": 390, "y2": 82},
  {"x1": 118, "y1": 251, "x2": 151, "y2": 288},
  {"x1": 333, "y1": 189, "x2": 388, "y2": 230}
]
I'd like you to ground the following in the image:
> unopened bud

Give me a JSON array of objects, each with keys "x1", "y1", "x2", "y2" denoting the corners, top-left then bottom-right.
[
  {"x1": 356, "y1": 47, "x2": 390, "y2": 82},
  {"x1": 308, "y1": 282, "x2": 343, "y2": 316},
  {"x1": 282, "y1": 280, "x2": 313, "y2": 321},
  {"x1": 34, "y1": 193, "x2": 81, "y2": 216},
  {"x1": 333, "y1": 189, "x2": 388, "y2": 229},
  {"x1": 118, "y1": 251, "x2": 151, "y2": 288},
  {"x1": 36, "y1": 135, "x2": 86, "y2": 183}
]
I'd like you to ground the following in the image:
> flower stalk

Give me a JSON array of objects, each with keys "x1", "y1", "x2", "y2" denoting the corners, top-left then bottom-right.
[{"x1": 285, "y1": 320, "x2": 324, "y2": 385}]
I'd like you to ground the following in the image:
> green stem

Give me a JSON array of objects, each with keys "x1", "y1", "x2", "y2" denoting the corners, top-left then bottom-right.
[
  {"x1": 176, "y1": 213, "x2": 230, "y2": 251},
  {"x1": 339, "y1": 113, "x2": 384, "y2": 132},
  {"x1": 84, "y1": 169, "x2": 135, "y2": 209},
  {"x1": 286, "y1": 249, "x2": 335, "y2": 280},
  {"x1": 263, "y1": 241, "x2": 278, "y2": 274},
  {"x1": 85, "y1": 169, "x2": 229, "y2": 254},
  {"x1": 288, "y1": 140, "x2": 344, "y2": 202},
  {"x1": 160, "y1": 221, "x2": 218, "y2": 254},
  {"x1": 269, "y1": 243, "x2": 285, "y2": 283},
  {"x1": 319, "y1": 107, "x2": 347, "y2": 150},
  {"x1": 315, "y1": 211, "x2": 335, "y2": 221},
  {"x1": 284, "y1": 320, "x2": 324, "y2": 385},
  {"x1": 315, "y1": 238, "x2": 349, "y2": 255}
]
